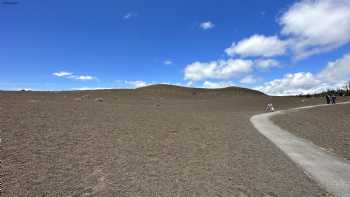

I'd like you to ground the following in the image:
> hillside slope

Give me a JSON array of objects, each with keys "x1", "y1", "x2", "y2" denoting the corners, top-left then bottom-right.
[{"x1": 135, "y1": 84, "x2": 266, "y2": 97}]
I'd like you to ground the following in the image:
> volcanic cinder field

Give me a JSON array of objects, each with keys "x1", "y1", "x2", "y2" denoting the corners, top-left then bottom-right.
[
  {"x1": 272, "y1": 103, "x2": 350, "y2": 161},
  {"x1": 1, "y1": 85, "x2": 349, "y2": 197}
]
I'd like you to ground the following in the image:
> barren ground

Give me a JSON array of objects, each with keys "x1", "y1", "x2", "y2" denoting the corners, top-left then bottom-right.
[
  {"x1": 2, "y1": 87, "x2": 348, "y2": 196},
  {"x1": 272, "y1": 102, "x2": 350, "y2": 161}
]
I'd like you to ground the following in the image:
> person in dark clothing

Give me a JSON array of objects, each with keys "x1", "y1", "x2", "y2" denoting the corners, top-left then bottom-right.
[
  {"x1": 331, "y1": 95, "x2": 336, "y2": 104},
  {"x1": 326, "y1": 94, "x2": 331, "y2": 104}
]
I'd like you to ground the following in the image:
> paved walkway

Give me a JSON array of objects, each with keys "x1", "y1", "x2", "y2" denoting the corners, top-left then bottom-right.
[{"x1": 250, "y1": 102, "x2": 350, "y2": 197}]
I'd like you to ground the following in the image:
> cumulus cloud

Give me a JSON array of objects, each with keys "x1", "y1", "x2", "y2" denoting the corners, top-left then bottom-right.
[
  {"x1": 318, "y1": 53, "x2": 350, "y2": 83},
  {"x1": 184, "y1": 59, "x2": 253, "y2": 81},
  {"x1": 240, "y1": 75, "x2": 259, "y2": 84},
  {"x1": 75, "y1": 75, "x2": 95, "y2": 81},
  {"x1": 202, "y1": 81, "x2": 234, "y2": 89},
  {"x1": 256, "y1": 72, "x2": 322, "y2": 95},
  {"x1": 52, "y1": 71, "x2": 96, "y2": 81},
  {"x1": 52, "y1": 71, "x2": 72, "y2": 77},
  {"x1": 200, "y1": 21, "x2": 215, "y2": 30},
  {"x1": 124, "y1": 80, "x2": 149, "y2": 88},
  {"x1": 163, "y1": 60, "x2": 173, "y2": 65},
  {"x1": 255, "y1": 59, "x2": 280, "y2": 70},
  {"x1": 225, "y1": 35, "x2": 287, "y2": 57},
  {"x1": 280, "y1": 0, "x2": 350, "y2": 59},
  {"x1": 182, "y1": 0, "x2": 350, "y2": 92},
  {"x1": 256, "y1": 53, "x2": 350, "y2": 95},
  {"x1": 223, "y1": 0, "x2": 350, "y2": 59}
]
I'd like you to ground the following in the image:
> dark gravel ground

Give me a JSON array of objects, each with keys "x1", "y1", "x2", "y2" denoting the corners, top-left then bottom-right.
[
  {"x1": 1, "y1": 87, "x2": 344, "y2": 196},
  {"x1": 272, "y1": 102, "x2": 350, "y2": 161}
]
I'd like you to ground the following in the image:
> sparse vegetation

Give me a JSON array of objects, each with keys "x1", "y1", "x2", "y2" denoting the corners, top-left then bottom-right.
[{"x1": 299, "y1": 81, "x2": 350, "y2": 97}]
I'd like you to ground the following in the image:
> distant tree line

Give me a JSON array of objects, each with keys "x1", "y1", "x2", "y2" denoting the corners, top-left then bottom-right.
[{"x1": 299, "y1": 81, "x2": 350, "y2": 97}]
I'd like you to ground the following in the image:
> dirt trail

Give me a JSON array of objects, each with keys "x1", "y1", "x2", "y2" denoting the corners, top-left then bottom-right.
[
  {"x1": 250, "y1": 102, "x2": 350, "y2": 197},
  {"x1": 272, "y1": 102, "x2": 350, "y2": 160}
]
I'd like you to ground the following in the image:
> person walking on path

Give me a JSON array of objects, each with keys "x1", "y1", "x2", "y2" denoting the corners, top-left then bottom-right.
[
  {"x1": 265, "y1": 103, "x2": 275, "y2": 112},
  {"x1": 326, "y1": 94, "x2": 331, "y2": 104},
  {"x1": 331, "y1": 95, "x2": 336, "y2": 104}
]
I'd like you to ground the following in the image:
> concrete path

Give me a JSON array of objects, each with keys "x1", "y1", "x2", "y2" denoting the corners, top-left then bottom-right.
[{"x1": 250, "y1": 102, "x2": 350, "y2": 197}]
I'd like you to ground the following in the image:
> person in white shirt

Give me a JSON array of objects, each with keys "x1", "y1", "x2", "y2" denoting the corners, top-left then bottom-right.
[{"x1": 265, "y1": 103, "x2": 274, "y2": 112}]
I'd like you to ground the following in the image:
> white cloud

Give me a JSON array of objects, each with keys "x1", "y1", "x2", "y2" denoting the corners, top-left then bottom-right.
[
  {"x1": 280, "y1": 0, "x2": 350, "y2": 59},
  {"x1": 186, "y1": 81, "x2": 194, "y2": 87},
  {"x1": 255, "y1": 59, "x2": 280, "y2": 69},
  {"x1": 123, "y1": 12, "x2": 136, "y2": 19},
  {"x1": 52, "y1": 71, "x2": 96, "y2": 81},
  {"x1": 164, "y1": 60, "x2": 173, "y2": 65},
  {"x1": 74, "y1": 80, "x2": 151, "y2": 90},
  {"x1": 257, "y1": 53, "x2": 350, "y2": 95},
  {"x1": 318, "y1": 53, "x2": 350, "y2": 83},
  {"x1": 200, "y1": 21, "x2": 215, "y2": 30},
  {"x1": 74, "y1": 87, "x2": 113, "y2": 90},
  {"x1": 184, "y1": 59, "x2": 253, "y2": 81},
  {"x1": 16, "y1": 88, "x2": 33, "y2": 91},
  {"x1": 75, "y1": 75, "x2": 95, "y2": 81},
  {"x1": 240, "y1": 75, "x2": 258, "y2": 84},
  {"x1": 225, "y1": 35, "x2": 287, "y2": 57},
  {"x1": 124, "y1": 80, "x2": 149, "y2": 88},
  {"x1": 256, "y1": 72, "x2": 322, "y2": 95},
  {"x1": 202, "y1": 81, "x2": 234, "y2": 89},
  {"x1": 52, "y1": 71, "x2": 72, "y2": 77}
]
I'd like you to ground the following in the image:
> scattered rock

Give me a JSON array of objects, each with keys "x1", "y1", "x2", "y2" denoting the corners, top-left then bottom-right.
[
  {"x1": 82, "y1": 95, "x2": 90, "y2": 99},
  {"x1": 325, "y1": 192, "x2": 335, "y2": 197},
  {"x1": 263, "y1": 192, "x2": 277, "y2": 197},
  {"x1": 95, "y1": 97, "x2": 104, "y2": 102},
  {"x1": 74, "y1": 95, "x2": 91, "y2": 102},
  {"x1": 238, "y1": 191, "x2": 249, "y2": 197},
  {"x1": 320, "y1": 146, "x2": 335, "y2": 153}
]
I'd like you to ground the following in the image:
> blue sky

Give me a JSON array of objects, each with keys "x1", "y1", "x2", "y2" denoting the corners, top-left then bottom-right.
[{"x1": 1, "y1": 0, "x2": 350, "y2": 95}]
